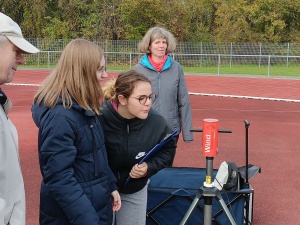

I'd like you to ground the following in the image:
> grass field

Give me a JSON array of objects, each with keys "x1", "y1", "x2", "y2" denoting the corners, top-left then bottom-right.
[
  {"x1": 183, "y1": 64, "x2": 300, "y2": 77},
  {"x1": 19, "y1": 64, "x2": 300, "y2": 78}
]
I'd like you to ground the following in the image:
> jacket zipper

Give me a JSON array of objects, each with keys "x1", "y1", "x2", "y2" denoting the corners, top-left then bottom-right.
[
  {"x1": 157, "y1": 72, "x2": 162, "y2": 113},
  {"x1": 118, "y1": 124, "x2": 130, "y2": 182},
  {"x1": 125, "y1": 123, "x2": 130, "y2": 178},
  {"x1": 90, "y1": 121, "x2": 99, "y2": 177}
]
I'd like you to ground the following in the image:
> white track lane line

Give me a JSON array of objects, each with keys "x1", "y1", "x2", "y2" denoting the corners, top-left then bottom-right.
[{"x1": 5, "y1": 83, "x2": 300, "y2": 103}]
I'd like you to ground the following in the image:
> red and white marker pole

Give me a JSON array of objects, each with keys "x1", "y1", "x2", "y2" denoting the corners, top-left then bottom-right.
[
  {"x1": 202, "y1": 118, "x2": 219, "y2": 157},
  {"x1": 202, "y1": 119, "x2": 219, "y2": 187}
]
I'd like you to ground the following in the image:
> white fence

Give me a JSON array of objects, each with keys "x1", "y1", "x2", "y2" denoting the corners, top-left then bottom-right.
[
  {"x1": 26, "y1": 39, "x2": 300, "y2": 55},
  {"x1": 22, "y1": 51, "x2": 300, "y2": 78}
]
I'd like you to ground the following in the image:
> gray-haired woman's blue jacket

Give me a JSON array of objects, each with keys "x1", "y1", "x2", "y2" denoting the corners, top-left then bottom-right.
[
  {"x1": 134, "y1": 54, "x2": 194, "y2": 142},
  {"x1": 32, "y1": 99, "x2": 117, "y2": 225}
]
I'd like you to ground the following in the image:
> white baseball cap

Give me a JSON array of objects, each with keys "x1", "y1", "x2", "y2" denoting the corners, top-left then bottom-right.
[{"x1": 0, "y1": 12, "x2": 39, "y2": 54}]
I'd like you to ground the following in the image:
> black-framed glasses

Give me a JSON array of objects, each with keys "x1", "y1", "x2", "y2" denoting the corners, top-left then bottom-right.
[{"x1": 130, "y1": 93, "x2": 157, "y2": 105}]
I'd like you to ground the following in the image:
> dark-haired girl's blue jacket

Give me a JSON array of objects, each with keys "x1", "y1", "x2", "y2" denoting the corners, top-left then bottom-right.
[{"x1": 32, "y1": 99, "x2": 117, "y2": 225}]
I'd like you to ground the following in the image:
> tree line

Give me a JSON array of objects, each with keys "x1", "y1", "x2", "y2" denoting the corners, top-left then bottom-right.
[{"x1": 2, "y1": 0, "x2": 300, "y2": 43}]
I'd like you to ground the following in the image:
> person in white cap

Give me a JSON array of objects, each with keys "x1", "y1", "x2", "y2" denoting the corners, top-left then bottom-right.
[{"x1": 0, "y1": 12, "x2": 39, "y2": 225}]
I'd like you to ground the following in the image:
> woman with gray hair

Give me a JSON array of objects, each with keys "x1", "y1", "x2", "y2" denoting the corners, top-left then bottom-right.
[{"x1": 134, "y1": 27, "x2": 193, "y2": 165}]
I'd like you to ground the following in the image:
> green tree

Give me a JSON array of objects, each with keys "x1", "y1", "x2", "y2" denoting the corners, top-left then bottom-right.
[
  {"x1": 119, "y1": 0, "x2": 190, "y2": 41},
  {"x1": 92, "y1": 0, "x2": 123, "y2": 40},
  {"x1": 248, "y1": 0, "x2": 288, "y2": 42},
  {"x1": 183, "y1": 0, "x2": 214, "y2": 42},
  {"x1": 41, "y1": 0, "x2": 124, "y2": 40},
  {"x1": 21, "y1": 0, "x2": 46, "y2": 37},
  {"x1": 3, "y1": 0, "x2": 300, "y2": 42},
  {"x1": 213, "y1": 0, "x2": 257, "y2": 42},
  {"x1": 212, "y1": 0, "x2": 300, "y2": 42},
  {"x1": 42, "y1": 0, "x2": 96, "y2": 38},
  {"x1": 1, "y1": 0, "x2": 24, "y2": 25}
]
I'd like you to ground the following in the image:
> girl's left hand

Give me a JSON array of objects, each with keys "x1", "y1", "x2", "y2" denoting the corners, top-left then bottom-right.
[{"x1": 111, "y1": 190, "x2": 121, "y2": 211}]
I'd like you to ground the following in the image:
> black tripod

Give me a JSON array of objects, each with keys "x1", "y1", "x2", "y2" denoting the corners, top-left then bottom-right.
[{"x1": 180, "y1": 129, "x2": 237, "y2": 225}]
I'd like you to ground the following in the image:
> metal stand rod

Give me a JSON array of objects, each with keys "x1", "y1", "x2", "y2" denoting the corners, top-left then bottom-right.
[
  {"x1": 206, "y1": 157, "x2": 213, "y2": 185},
  {"x1": 216, "y1": 193, "x2": 238, "y2": 225},
  {"x1": 244, "y1": 120, "x2": 250, "y2": 187},
  {"x1": 191, "y1": 129, "x2": 232, "y2": 133},
  {"x1": 180, "y1": 157, "x2": 237, "y2": 225},
  {"x1": 179, "y1": 191, "x2": 202, "y2": 225},
  {"x1": 244, "y1": 119, "x2": 251, "y2": 225},
  {"x1": 203, "y1": 199, "x2": 212, "y2": 225}
]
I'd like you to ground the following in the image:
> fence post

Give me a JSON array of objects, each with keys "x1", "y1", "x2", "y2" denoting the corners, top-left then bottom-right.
[
  {"x1": 200, "y1": 42, "x2": 203, "y2": 67},
  {"x1": 286, "y1": 43, "x2": 290, "y2": 67},
  {"x1": 130, "y1": 52, "x2": 132, "y2": 69},
  {"x1": 230, "y1": 42, "x2": 233, "y2": 68},
  {"x1": 37, "y1": 38, "x2": 40, "y2": 66},
  {"x1": 48, "y1": 51, "x2": 50, "y2": 69},
  {"x1": 259, "y1": 43, "x2": 262, "y2": 68},
  {"x1": 218, "y1": 54, "x2": 221, "y2": 76},
  {"x1": 267, "y1": 55, "x2": 271, "y2": 78}
]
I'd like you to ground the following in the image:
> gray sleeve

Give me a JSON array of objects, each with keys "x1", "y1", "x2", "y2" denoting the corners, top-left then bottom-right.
[{"x1": 177, "y1": 67, "x2": 194, "y2": 142}]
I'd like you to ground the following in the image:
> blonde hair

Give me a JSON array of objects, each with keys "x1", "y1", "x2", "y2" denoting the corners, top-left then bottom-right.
[
  {"x1": 102, "y1": 70, "x2": 151, "y2": 104},
  {"x1": 138, "y1": 27, "x2": 177, "y2": 54},
  {"x1": 102, "y1": 78, "x2": 117, "y2": 100},
  {"x1": 34, "y1": 39, "x2": 104, "y2": 115}
]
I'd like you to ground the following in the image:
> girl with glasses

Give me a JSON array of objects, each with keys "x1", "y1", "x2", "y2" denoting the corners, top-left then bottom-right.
[{"x1": 100, "y1": 70, "x2": 177, "y2": 225}]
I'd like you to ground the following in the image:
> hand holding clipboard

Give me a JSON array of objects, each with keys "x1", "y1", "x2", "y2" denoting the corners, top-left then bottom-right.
[{"x1": 125, "y1": 130, "x2": 179, "y2": 185}]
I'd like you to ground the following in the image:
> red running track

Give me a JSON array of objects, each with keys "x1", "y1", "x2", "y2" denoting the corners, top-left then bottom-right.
[{"x1": 2, "y1": 70, "x2": 300, "y2": 225}]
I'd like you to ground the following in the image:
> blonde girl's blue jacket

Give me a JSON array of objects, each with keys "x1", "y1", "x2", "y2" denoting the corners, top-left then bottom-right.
[
  {"x1": 134, "y1": 54, "x2": 194, "y2": 142},
  {"x1": 32, "y1": 99, "x2": 117, "y2": 225}
]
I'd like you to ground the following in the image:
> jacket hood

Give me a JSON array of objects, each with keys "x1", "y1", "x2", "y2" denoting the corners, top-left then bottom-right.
[
  {"x1": 139, "y1": 54, "x2": 172, "y2": 72},
  {"x1": 32, "y1": 98, "x2": 94, "y2": 128},
  {"x1": 32, "y1": 100, "x2": 49, "y2": 128},
  {"x1": 101, "y1": 100, "x2": 155, "y2": 131}
]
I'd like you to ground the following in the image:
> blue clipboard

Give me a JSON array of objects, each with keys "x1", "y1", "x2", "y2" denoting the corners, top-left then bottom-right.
[{"x1": 125, "y1": 130, "x2": 179, "y2": 185}]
